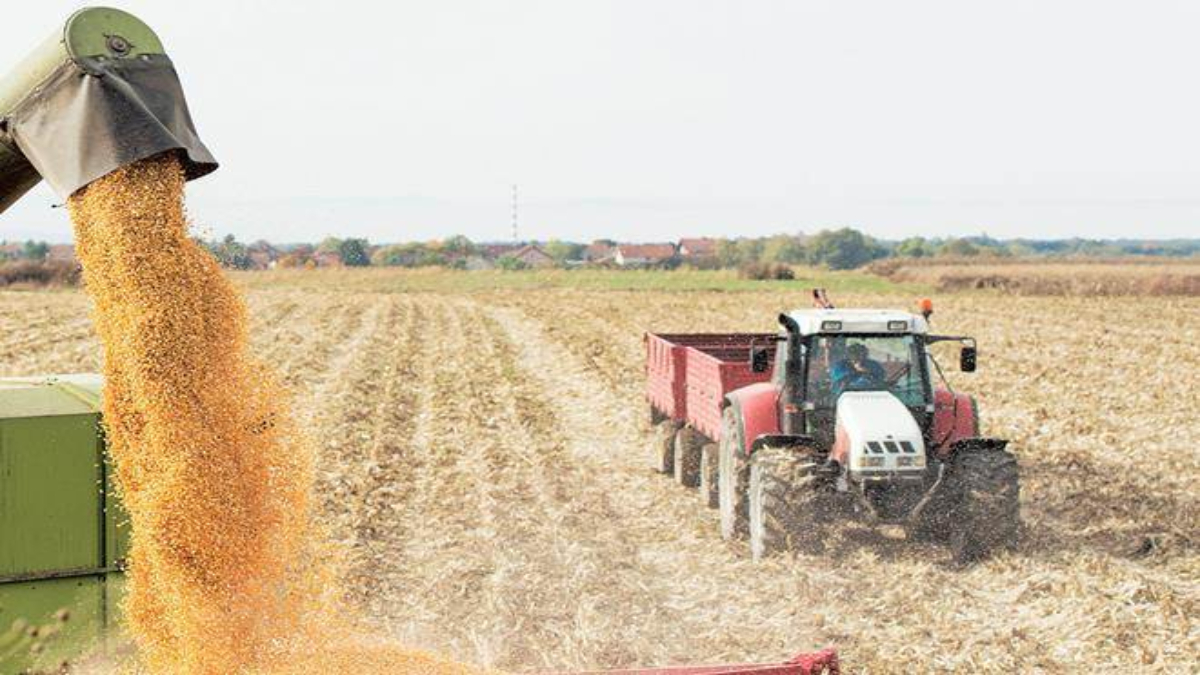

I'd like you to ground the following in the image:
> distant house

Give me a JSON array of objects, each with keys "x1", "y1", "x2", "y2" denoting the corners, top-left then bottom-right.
[
  {"x1": 48, "y1": 244, "x2": 77, "y2": 263},
  {"x1": 0, "y1": 242, "x2": 75, "y2": 263},
  {"x1": 613, "y1": 243, "x2": 677, "y2": 267},
  {"x1": 583, "y1": 241, "x2": 615, "y2": 263},
  {"x1": 313, "y1": 251, "x2": 343, "y2": 268},
  {"x1": 247, "y1": 241, "x2": 278, "y2": 270},
  {"x1": 464, "y1": 255, "x2": 494, "y2": 271},
  {"x1": 677, "y1": 237, "x2": 717, "y2": 258},
  {"x1": 248, "y1": 250, "x2": 275, "y2": 270},
  {"x1": 513, "y1": 244, "x2": 555, "y2": 268},
  {"x1": 481, "y1": 243, "x2": 522, "y2": 260}
]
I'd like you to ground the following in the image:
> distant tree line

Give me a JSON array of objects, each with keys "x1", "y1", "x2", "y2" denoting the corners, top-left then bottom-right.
[
  {"x1": 194, "y1": 229, "x2": 1200, "y2": 271},
  {"x1": 3, "y1": 229, "x2": 1186, "y2": 272},
  {"x1": 0, "y1": 240, "x2": 51, "y2": 261},
  {"x1": 711, "y1": 231, "x2": 1200, "y2": 270}
]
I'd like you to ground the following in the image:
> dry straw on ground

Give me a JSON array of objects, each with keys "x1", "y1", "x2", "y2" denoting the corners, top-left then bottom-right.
[{"x1": 4, "y1": 264, "x2": 1196, "y2": 669}]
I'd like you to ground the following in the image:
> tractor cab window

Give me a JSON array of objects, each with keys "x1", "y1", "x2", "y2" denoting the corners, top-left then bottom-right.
[{"x1": 806, "y1": 334, "x2": 928, "y2": 409}]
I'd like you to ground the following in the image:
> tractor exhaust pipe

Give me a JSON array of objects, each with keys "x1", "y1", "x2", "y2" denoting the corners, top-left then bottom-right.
[{"x1": 0, "y1": 7, "x2": 216, "y2": 216}]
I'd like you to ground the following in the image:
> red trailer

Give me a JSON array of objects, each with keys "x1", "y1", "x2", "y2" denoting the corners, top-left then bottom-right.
[{"x1": 644, "y1": 332, "x2": 779, "y2": 505}]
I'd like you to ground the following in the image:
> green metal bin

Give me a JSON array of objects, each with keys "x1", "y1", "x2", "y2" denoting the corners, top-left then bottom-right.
[{"x1": 0, "y1": 374, "x2": 124, "y2": 673}]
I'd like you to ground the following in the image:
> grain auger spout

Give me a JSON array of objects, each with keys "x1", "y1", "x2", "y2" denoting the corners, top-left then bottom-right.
[{"x1": 0, "y1": 6, "x2": 216, "y2": 216}]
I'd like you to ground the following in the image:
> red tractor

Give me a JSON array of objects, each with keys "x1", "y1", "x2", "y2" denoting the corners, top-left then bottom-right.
[{"x1": 645, "y1": 292, "x2": 1019, "y2": 563}]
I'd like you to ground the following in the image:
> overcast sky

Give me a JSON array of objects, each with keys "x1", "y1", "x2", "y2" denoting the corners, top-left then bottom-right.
[{"x1": 3, "y1": 1, "x2": 1200, "y2": 243}]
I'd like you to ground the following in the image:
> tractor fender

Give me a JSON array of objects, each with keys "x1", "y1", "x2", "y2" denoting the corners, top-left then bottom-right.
[
  {"x1": 724, "y1": 382, "x2": 781, "y2": 457},
  {"x1": 931, "y1": 389, "x2": 979, "y2": 456}
]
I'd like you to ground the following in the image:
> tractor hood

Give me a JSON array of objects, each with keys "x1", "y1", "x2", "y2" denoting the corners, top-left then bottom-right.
[{"x1": 831, "y1": 391, "x2": 926, "y2": 479}]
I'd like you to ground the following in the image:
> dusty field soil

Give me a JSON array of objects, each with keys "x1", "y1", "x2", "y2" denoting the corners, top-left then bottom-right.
[{"x1": 2, "y1": 283, "x2": 1196, "y2": 672}]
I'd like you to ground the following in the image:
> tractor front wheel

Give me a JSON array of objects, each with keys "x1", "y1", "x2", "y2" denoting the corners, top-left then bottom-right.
[
  {"x1": 948, "y1": 444, "x2": 1020, "y2": 564},
  {"x1": 674, "y1": 427, "x2": 703, "y2": 488},
  {"x1": 749, "y1": 447, "x2": 823, "y2": 561},
  {"x1": 699, "y1": 443, "x2": 719, "y2": 508}
]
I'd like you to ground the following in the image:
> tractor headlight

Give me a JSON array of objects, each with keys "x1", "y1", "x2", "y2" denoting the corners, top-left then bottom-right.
[
  {"x1": 821, "y1": 320, "x2": 842, "y2": 331},
  {"x1": 860, "y1": 456, "x2": 885, "y2": 468},
  {"x1": 887, "y1": 320, "x2": 908, "y2": 331}
]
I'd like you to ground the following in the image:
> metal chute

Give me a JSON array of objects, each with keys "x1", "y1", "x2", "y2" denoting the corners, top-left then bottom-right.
[{"x1": 0, "y1": 7, "x2": 216, "y2": 216}]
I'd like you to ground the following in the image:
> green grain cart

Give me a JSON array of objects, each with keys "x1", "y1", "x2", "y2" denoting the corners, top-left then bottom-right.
[{"x1": 0, "y1": 376, "x2": 126, "y2": 672}]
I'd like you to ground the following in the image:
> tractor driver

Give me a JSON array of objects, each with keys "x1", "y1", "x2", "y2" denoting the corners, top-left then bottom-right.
[{"x1": 831, "y1": 343, "x2": 886, "y2": 396}]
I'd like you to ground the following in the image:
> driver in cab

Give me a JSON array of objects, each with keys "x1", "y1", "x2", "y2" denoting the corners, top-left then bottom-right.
[{"x1": 831, "y1": 343, "x2": 885, "y2": 395}]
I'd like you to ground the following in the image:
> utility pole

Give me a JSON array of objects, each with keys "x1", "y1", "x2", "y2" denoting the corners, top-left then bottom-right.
[{"x1": 511, "y1": 184, "x2": 519, "y2": 243}]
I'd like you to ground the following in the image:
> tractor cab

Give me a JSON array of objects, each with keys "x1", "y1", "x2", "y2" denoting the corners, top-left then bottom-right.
[{"x1": 767, "y1": 308, "x2": 936, "y2": 449}]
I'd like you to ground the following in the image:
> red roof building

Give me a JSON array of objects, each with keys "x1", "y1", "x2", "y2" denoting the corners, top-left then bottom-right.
[
  {"x1": 47, "y1": 244, "x2": 76, "y2": 263},
  {"x1": 513, "y1": 244, "x2": 555, "y2": 268},
  {"x1": 584, "y1": 242, "x2": 614, "y2": 263},
  {"x1": 248, "y1": 250, "x2": 275, "y2": 270},
  {"x1": 677, "y1": 237, "x2": 717, "y2": 258},
  {"x1": 613, "y1": 243, "x2": 677, "y2": 267},
  {"x1": 481, "y1": 243, "x2": 522, "y2": 260},
  {"x1": 313, "y1": 251, "x2": 343, "y2": 268}
]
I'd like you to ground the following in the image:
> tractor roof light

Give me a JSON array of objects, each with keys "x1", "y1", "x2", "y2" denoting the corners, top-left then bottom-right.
[
  {"x1": 918, "y1": 298, "x2": 934, "y2": 321},
  {"x1": 820, "y1": 320, "x2": 842, "y2": 331},
  {"x1": 887, "y1": 320, "x2": 908, "y2": 331}
]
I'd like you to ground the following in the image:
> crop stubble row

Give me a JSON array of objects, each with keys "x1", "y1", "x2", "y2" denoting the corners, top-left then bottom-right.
[{"x1": 0, "y1": 286, "x2": 1195, "y2": 672}]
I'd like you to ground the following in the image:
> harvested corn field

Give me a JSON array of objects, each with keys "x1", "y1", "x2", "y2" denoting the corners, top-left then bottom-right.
[{"x1": 1, "y1": 273, "x2": 1196, "y2": 672}]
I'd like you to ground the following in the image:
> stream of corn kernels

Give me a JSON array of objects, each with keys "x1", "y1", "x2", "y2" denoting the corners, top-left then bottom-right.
[{"x1": 68, "y1": 154, "x2": 483, "y2": 675}]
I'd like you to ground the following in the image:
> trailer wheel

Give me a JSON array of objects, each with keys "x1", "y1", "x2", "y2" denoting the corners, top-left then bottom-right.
[
  {"x1": 718, "y1": 407, "x2": 750, "y2": 540},
  {"x1": 948, "y1": 444, "x2": 1020, "y2": 564},
  {"x1": 649, "y1": 406, "x2": 667, "y2": 426},
  {"x1": 651, "y1": 420, "x2": 678, "y2": 474},
  {"x1": 673, "y1": 427, "x2": 703, "y2": 488},
  {"x1": 699, "y1": 443, "x2": 719, "y2": 508},
  {"x1": 749, "y1": 447, "x2": 823, "y2": 560}
]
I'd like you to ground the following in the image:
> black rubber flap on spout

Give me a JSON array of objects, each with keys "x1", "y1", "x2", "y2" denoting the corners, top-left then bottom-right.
[{"x1": 6, "y1": 53, "x2": 217, "y2": 199}]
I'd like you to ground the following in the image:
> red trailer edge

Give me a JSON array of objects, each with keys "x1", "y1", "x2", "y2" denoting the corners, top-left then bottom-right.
[{"x1": 557, "y1": 650, "x2": 840, "y2": 675}]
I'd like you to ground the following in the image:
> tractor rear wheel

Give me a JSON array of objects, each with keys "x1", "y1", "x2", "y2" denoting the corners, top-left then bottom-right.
[
  {"x1": 749, "y1": 447, "x2": 823, "y2": 561},
  {"x1": 699, "y1": 443, "x2": 719, "y2": 508},
  {"x1": 674, "y1": 427, "x2": 703, "y2": 488},
  {"x1": 718, "y1": 407, "x2": 750, "y2": 540},
  {"x1": 948, "y1": 444, "x2": 1020, "y2": 564},
  {"x1": 651, "y1": 420, "x2": 678, "y2": 474}
]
